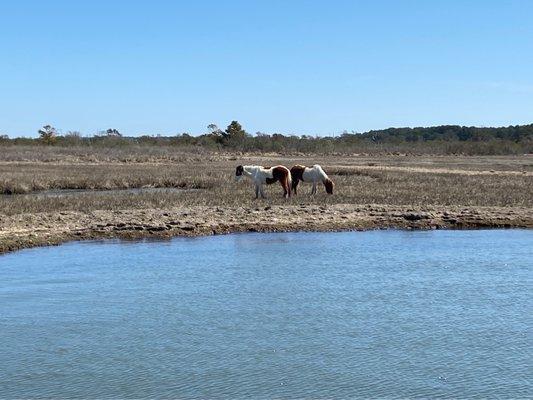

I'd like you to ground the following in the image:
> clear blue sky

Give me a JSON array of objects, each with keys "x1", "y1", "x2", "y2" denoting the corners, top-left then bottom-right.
[{"x1": 1, "y1": 0, "x2": 532, "y2": 137}]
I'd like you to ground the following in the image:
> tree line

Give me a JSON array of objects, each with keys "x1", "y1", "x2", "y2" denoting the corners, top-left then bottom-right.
[{"x1": 1, "y1": 121, "x2": 532, "y2": 155}]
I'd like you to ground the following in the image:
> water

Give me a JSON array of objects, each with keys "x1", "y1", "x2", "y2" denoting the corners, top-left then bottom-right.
[
  {"x1": 0, "y1": 230, "x2": 531, "y2": 399},
  {"x1": 1, "y1": 187, "x2": 192, "y2": 199}
]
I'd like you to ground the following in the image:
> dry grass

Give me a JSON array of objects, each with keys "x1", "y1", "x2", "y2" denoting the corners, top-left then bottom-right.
[
  {"x1": 2, "y1": 145, "x2": 532, "y2": 168},
  {"x1": 0, "y1": 145, "x2": 216, "y2": 163},
  {"x1": 0, "y1": 154, "x2": 531, "y2": 216},
  {"x1": 0, "y1": 163, "x2": 215, "y2": 194}
]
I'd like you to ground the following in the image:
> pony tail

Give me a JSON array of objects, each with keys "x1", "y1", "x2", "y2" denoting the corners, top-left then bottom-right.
[{"x1": 286, "y1": 170, "x2": 292, "y2": 197}]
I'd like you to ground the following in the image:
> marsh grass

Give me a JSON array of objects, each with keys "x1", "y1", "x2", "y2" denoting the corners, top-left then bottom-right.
[
  {"x1": 0, "y1": 163, "x2": 216, "y2": 194},
  {"x1": 0, "y1": 145, "x2": 217, "y2": 163},
  {"x1": 0, "y1": 155, "x2": 531, "y2": 216}
]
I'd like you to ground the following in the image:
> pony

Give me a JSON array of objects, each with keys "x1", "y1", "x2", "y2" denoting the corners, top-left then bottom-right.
[
  {"x1": 290, "y1": 164, "x2": 334, "y2": 195},
  {"x1": 235, "y1": 165, "x2": 292, "y2": 198}
]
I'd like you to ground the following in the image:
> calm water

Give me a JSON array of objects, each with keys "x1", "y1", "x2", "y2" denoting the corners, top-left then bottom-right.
[{"x1": 0, "y1": 230, "x2": 531, "y2": 399}]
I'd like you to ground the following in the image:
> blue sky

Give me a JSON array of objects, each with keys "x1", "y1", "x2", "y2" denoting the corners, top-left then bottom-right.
[{"x1": 1, "y1": 0, "x2": 532, "y2": 137}]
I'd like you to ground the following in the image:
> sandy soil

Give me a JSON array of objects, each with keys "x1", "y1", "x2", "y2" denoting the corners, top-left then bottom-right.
[{"x1": 1, "y1": 204, "x2": 531, "y2": 255}]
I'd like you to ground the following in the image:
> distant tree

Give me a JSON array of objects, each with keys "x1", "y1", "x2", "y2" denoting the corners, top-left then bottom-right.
[
  {"x1": 65, "y1": 130, "x2": 81, "y2": 138},
  {"x1": 60, "y1": 130, "x2": 83, "y2": 146},
  {"x1": 95, "y1": 128, "x2": 122, "y2": 137},
  {"x1": 207, "y1": 123, "x2": 224, "y2": 137},
  {"x1": 38, "y1": 125, "x2": 57, "y2": 144},
  {"x1": 225, "y1": 121, "x2": 246, "y2": 138},
  {"x1": 222, "y1": 120, "x2": 249, "y2": 147},
  {"x1": 105, "y1": 128, "x2": 122, "y2": 137},
  {"x1": 0, "y1": 134, "x2": 8, "y2": 140}
]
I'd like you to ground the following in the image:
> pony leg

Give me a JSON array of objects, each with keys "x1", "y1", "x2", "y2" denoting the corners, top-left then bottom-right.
[
  {"x1": 292, "y1": 179, "x2": 298, "y2": 195},
  {"x1": 260, "y1": 185, "x2": 266, "y2": 199},
  {"x1": 254, "y1": 185, "x2": 259, "y2": 199},
  {"x1": 311, "y1": 183, "x2": 317, "y2": 195},
  {"x1": 281, "y1": 178, "x2": 289, "y2": 198}
]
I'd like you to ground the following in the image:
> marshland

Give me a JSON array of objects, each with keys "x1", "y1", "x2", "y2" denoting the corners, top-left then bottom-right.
[
  {"x1": 1, "y1": 137, "x2": 532, "y2": 254},
  {"x1": 1, "y1": 151, "x2": 532, "y2": 214}
]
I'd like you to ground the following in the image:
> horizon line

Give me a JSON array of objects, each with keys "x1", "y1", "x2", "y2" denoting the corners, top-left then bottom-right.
[{"x1": 2, "y1": 122, "x2": 532, "y2": 140}]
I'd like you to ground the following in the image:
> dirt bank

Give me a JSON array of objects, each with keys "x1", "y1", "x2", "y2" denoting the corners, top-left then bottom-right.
[{"x1": 1, "y1": 204, "x2": 531, "y2": 255}]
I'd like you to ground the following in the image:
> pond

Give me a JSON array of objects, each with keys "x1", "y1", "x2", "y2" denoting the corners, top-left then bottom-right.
[{"x1": 0, "y1": 230, "x2": 531, "y2": 398}]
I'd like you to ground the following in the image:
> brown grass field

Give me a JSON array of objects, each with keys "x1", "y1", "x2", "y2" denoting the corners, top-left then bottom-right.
[{"x1": 0, "y1": 146, "x2": 532, "y2": 254}]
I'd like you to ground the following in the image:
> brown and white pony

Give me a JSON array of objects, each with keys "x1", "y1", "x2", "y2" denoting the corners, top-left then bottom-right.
[
  {"x1": 290, "y1": 164, "x2": 334, "y2": 195},
  {"x1": 235, "y1": 165, "x2": 292, "y2": 198}
]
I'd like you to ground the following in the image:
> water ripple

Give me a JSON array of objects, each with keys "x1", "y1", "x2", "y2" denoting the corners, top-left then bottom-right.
[{"x1": 0, "y1": 230, "x2": 531, "y2": 398}]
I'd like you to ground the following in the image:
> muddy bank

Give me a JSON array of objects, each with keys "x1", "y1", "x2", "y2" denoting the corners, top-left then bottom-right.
[{"x1": 1, "y1": 204, "x2": 531, "y2": 255}]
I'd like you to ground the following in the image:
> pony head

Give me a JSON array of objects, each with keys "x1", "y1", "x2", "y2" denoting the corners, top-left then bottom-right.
[
  {"x1": 324, "y1": 178, "x2": 334, "y2": 194},
  {"x1": 235, "y1": 165, "x2": 244, "y2": 182}
]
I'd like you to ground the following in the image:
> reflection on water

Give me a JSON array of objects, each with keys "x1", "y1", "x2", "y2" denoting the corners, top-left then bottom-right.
[{"x1": 0, "y1": 230, "x2": 531, "y2": 399}]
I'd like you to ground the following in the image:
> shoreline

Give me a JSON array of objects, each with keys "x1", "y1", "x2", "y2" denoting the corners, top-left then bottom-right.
[{"x1": 2, "y1": 204, "x2": 531, "y2": 255}]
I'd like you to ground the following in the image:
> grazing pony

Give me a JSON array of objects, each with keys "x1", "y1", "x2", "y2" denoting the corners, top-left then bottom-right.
[
  {"x1": 235, "y1": 165, "x2": 292, "y2": 198},
  {"x1": 290, "y1": 164, "x2": 334, "y2": 195}
]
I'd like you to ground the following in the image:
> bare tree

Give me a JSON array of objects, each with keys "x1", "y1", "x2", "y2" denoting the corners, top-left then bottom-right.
[{"x1": 207, "y1": 124, "x2": 224, "y2": 137}]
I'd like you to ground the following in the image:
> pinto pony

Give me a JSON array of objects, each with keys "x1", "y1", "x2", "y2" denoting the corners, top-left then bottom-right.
[
  {"x1": 235, "y1": 165, "x2": 292, "y2": 199},
  {"x1": 290, "y1": 164, "x2": 334, "y2": 195}
]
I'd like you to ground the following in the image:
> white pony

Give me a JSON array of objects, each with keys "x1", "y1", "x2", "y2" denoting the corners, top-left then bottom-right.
[
  {"x1": 290, "y1": 164, "x2": 334, "y2": 195},
  {"x1": 235, "y1": 165, "x2": 292, "y2": 198}
]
